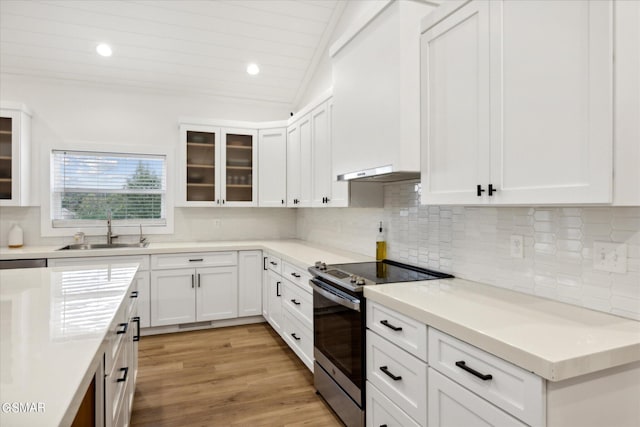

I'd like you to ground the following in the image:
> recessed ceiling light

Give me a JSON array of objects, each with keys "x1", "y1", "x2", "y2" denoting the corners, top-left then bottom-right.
[
  {"x1": 246, "y1": 63, "x2": 260, "y2": 75},
  {"x1": 96, "y1": 43, "x2": 113, "y2": 57}
]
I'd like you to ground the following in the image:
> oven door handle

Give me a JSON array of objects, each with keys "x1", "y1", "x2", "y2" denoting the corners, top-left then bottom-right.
[{"x1": 310, "y1": 279, "x2": 360, "y2": 312}]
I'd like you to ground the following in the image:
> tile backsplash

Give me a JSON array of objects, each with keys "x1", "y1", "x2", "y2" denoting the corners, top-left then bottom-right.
[{"x1": 298, "y1": 182, "x2": 640, "y2": 320}]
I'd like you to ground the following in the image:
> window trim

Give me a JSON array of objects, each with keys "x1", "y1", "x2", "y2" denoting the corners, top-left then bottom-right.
[{"x1": 41, "y1": 140, "x2": 174, "y2": 237}]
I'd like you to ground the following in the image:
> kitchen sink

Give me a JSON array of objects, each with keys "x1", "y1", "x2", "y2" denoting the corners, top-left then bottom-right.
[{"x1": 57, "y1": 242, "x2": 150, "y2": 251}]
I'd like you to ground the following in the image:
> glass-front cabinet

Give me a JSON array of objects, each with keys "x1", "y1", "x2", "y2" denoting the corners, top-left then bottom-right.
[
  {"x1": 178, "y1": 124, "x2": 257, "y2": 207},
  {"x1": 0, "y1": 104, "x2": 32, "y2": 206}
]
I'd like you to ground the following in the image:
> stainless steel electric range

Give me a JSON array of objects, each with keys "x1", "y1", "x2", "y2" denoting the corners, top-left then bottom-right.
[{"x1": 308, "y1": 259, "x2": 453, "y2": 427}]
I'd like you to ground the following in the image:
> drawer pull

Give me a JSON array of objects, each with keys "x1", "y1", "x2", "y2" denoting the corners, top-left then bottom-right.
[
  {"x1": 291, "y1": 272, "x2": 301, "y2": 278},
  {"x1": 290, "y1": 299, "x2": 301, "y2": 305},
  {"x1": 130, "y1": 291, "x2": 138, "y2": 298},
  {"x1": 455, "y1": 361, "x2": 493, "y2": 381},
  {"x1": 116, "y1": 322, "x2": 128, "y2": 334},
  {"x1": 133, "y1": 316, "x2": 141, "y2": 342},
  {"x1": 276, "y1": 281, "x2": 281, "y2": 297},
  {"x1": 380, "y1": 319, "x2": 403, "y2": 331},
  {"x1": 291, "y1": 333, "x2": 301, "y2": 341},
  {"x1": 270, "y1": 261, "x2": 278, "y2": 266},
  {"x1": 263, "y1": 257, "x2": 268, "y2": 270},
  {"x1": 117, "y1": 367, "x2": 129, "y2": 383},
  {"x1": 379, "y1": 366, "x2": 402, "y2": 381},
  {"x1": 380, "y1": 425, "x2": 388, "y2": 427},
  {"x1": 189, "y1": 258, "x2": 204, "y2": 262}
]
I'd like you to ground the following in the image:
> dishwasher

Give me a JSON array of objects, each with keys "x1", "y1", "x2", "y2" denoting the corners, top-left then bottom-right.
[{"x1": 0, "y1": 259, "x2": 47, "y2": 269}]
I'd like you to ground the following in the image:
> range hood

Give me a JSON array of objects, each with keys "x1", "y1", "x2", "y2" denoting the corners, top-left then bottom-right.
[{"x1": 337, "y1": 165, "x2": 420, "y2": 183}]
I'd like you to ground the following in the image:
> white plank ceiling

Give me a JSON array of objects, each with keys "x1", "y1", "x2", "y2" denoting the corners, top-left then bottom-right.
[{"x1": 0, "y1": 0, "x2": 345, "y2": 106}]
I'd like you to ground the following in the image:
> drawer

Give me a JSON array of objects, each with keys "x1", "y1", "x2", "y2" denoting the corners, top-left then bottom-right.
[
  {"x1": 428, "y1": 328, "x2": 544, "y2": 426},
  {"x1": 282, "y1": 279, "x2": 313, "y2": 328},
  {"x1": 49, "y1": 254, "x2": 150, "y2": 271},
  {"x1": 105, "y1": 300, "x2": 129, "y2": 373},
  {"x1": 366, "y1": 381, "x2": 421, "y2": 427},
  {"x1": 282, "y1": 261, "x2": 312, "y2": 292},
  {"x1": 266, "y1": 254, "x2": 282, "y2": 274},
  {"x1": 366, "y1": 330, "x2": 427, "y2": 426},
  {"x1": 151, "y1": 251, "x2": 237, "y2": 269},
  {"x1": 283, "y1": 310, "x2": 313, "y2": 371},
  {"x1": 106, "y1": 338, "x2": 129, "y2": 426},
  {"x1": 367, "y1": 300, "x2": 427, "y2": 361},
  {"x1": 428, "y1": 368, "x2": 527, "y2": 427}
]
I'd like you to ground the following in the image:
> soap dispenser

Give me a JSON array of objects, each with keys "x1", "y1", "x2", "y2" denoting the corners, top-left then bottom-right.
[{"x1": 376, "y1": 221, "x2": 387, "y2": 261}]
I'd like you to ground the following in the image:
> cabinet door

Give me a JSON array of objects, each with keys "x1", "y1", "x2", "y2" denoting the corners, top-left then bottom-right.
[
  {"x1": 286, "y1": 122, "x2": 301, "y2": 206},
  {"x1": 238, "y1": 250, "x2": 263, "y2": 317},
  {"x1": 489, "y1": 0, "x2": 613, "y2": 204},
  {"x1": 428, "y1": 368, "x2": 527, "y2": 427},
  {"x1": 327, "y1": 97, "x2": 349, "y2": 207},
  {"x1": 311, "y1": 101, "x2": 332, "y2": 207},
  {"x1": 179, "y1": 124, "x2": 220, "y2": 206},
  {"x1": 262, "y1": 255, "x2": 269, "y2": 318},
  {"x1": 135, "y1": 271, "x2": 151, "y2": 328},
  {"x1": 0, "y1": 108, "x2": 30, "y2": 207},
  {"x1": 420, "y1": 1, "x2": 491, "y2": 205},
  {"x1": 258, "y1": 128, "x2": 287, "y2": 207},
  {"x1": 298, "y1": 114, "x2": 313, "y2": 207},
  {"x1": 150, "y1": 269, "x2": 196, "y2": 326},
  {"x1": 266, "y1": 270, "x2": 283, "y2": 334},
  {"x1": 221, "y1": 127, "x2": 257, "y2": 207},
  {"x1": 196, "y1": 266, "x2": 238, "y2": 321}
]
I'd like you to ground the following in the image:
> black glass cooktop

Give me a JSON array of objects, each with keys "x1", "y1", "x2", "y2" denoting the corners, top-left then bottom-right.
[{"x1": 327, "y1": 260, "x2": 453, "y2": 284}]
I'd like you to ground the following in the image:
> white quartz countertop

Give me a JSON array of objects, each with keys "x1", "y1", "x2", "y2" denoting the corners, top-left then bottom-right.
[
  {"x1": 0, "y1": 239, "x2": 372, "y2": 269},
  {"x1": 364, "y1": 278, "x2": 640, "y2": 382},
  {"x1": 0, "y1": 263, "x2": 139, "y2": 426}
]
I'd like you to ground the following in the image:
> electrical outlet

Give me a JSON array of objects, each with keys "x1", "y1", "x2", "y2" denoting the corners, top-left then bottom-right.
[
  {"x1": 212, "y1": 219, "x2": 221, "y2": 228},
  {"x1": 510, "y1": 235, "x2": 524, "y2": 259},
  {"x1": 593, "y1": 242, "x2": 627, "y2": 273}
]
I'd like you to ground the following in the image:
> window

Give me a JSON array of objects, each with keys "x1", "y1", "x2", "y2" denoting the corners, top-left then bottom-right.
[{"x1": 51, "y1": 150, "x2": 167, "y2": 228}]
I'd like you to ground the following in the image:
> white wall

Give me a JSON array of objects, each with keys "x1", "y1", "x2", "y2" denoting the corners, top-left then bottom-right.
[
  {"x1": 297, "y1": 183, "x2": 640, "y2": 321},
  {"x1": 0, "y1": 74, "x2": 296, "y2": 246}
]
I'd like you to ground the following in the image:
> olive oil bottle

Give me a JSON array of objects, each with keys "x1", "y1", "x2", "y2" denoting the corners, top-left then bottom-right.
[{"x1": 376, "y1": 221, "x2": 387, "y2": 261}]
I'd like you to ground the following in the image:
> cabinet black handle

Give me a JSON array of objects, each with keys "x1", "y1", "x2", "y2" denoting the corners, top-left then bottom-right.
[
  {"x1": 130, "y1": 291, "x2": 138, "y2": 298},
  {"x1": 189, "y1": 258, "x2": 203, "y2": 262},
  {"x1": 380, "y1": 425, "x2": 388, "y2": 427},
  {"x1": 197, "y1": 273, "x2": 201, "y2": 288},
  {"x1": 270, "y1": 261, "x2": 278, "y2": 266},
  {"x1": 477, "y1": 184, "x2": 485, "y2": 197},
  {"x1": 281, "y1": 199, "x2": 285, "y2": 204},
  {"x1": 291, "y1": 299, "x2": 301, "y2": 305},
  {"x1": 117, "y1": 367, "x2": 129, "y2": 383},
  {"x1": 133, "y1": 316, "x2": 140, "y2": 342},
  {"x1": 380, "y1": 319, "x2": 402, "y2": 331},
  {"x1": 263, "y1": 257, "x2": 268, "y2": 271},
  {"x1": 455, "y1": 361, "x2": 493, "y2": 381},
  {"x1": 379, "y1": 366, "x2": 402, "y2": 381},
  {"x1": 291, "y1": 333, "x2": 301, "y2": 341},
  {"x1": 222, "y1": 199, "x2": 225, "y2": 204},
  {"x1": 276, "y1": 281, "x2": 281, "y2": 297},
  {"x1": 191, "y1": 274, "x2": 195, "y2": 288},
  {"x1": 116, "y1": 322, "x2": 128, "y2": 334},
  {"x1": 291, "y1": 272, "x2": 301, "y2": 278},
  {"x1": 325, "y1": 197, "x2": 330, "y2": 203},
  {"x1": 488, "y1": 184, "x2": 498, "y2": 196}
]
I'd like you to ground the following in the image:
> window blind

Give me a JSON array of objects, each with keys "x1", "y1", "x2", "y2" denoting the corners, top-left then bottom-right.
[{"x1": 51, "y1": 150, "x2": 166, "y2": 228}]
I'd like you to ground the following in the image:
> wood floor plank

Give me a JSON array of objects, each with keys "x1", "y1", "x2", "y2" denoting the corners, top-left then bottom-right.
[{"x1": 131, "y1": 324, "x2": 343, "y2": 427}]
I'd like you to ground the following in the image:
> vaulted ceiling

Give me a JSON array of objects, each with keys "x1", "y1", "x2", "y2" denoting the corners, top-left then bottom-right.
[{"x1": 0, "y1": 0, "x2": 345, "y2": 106}]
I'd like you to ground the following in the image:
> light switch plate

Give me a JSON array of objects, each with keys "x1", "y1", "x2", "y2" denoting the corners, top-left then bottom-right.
[
  {"x1": 593, "y1": 242, "x2": 627, "y2": 273},
  {"x1": 510, "y1": 235, "x2": 524, "y2": 259}
]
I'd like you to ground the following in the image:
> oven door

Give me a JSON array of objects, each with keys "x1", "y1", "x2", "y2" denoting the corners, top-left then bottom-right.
[{"x1": 311, "y1": 278, "x2": 364, "y2": 406}]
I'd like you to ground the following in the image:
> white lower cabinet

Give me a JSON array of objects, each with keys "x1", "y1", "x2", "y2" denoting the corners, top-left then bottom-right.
[
  {"x1": 195, "y1": 266, "x2": 238, "y2": 321},
  {"x1": 366, "y1": 381, "x2": 421, "y2": 427},
  {"x1": 265, "y1": 269, "x2": 284, "y2": 334},
  {"x1": 238, "y1": 250, "x2": 263, "y2": 317},
  {"x1": 282, "y1": 309, "x2": 313, "y2": 371},
  {"x1": 428, "y1": 368, "x2": 526, "y2": 427}
]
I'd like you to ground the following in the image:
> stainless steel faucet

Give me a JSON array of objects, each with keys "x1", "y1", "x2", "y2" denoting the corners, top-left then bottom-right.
[{"x1": 107, "y1": 211, "x2": 118, "y2": 244}]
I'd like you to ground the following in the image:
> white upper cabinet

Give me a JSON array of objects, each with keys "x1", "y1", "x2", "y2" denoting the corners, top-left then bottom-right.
[
  {"x1": 258, "y1": 128, "x2": 287, "y2": 207},
  {"x1": 332, "y1": 1, "x2": 437, "y2": 181},
  {"x1": 311, "y1": 101, "x2": 332, "y2": 207},
  {"x1": 286, "y1": 122, "x2": 301, "y2": 206},
  {"x1": 286, "y1": 113, "x2": 312, "y2": 207},
  {"x1": 178, "y1": 124, "x2": 257, "y2": 207},
  {"x1": 0, "y1": 103, "x2": 32, "y2": 206},
  {"x1": 421, "y1": 0, "x2": 615, "y2": 205}
]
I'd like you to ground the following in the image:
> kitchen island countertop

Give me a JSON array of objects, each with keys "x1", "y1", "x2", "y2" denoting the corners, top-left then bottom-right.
[{"x1": 0, "y1": 263, "x2": 139, "y2": 426}]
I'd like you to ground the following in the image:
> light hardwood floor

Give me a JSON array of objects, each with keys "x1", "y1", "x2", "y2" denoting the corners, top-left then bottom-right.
[{"x1": 131, "y1": 323, "x2": 343, "y2": 427}]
